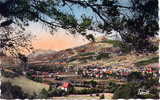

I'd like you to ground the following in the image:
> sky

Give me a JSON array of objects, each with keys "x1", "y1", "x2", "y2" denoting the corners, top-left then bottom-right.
[
  {"x1": 27, "y1": 4, "x2": 95, "y2": 51},
  {"x1": 27, "y1": 22, "x2": 89, "y2": 51},
  {"x1": 27, "y1": 0, "x2": 129, "y2": 51}
]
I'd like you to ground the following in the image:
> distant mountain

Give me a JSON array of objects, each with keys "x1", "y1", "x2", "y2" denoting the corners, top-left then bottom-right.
[{"x1": 28, "y1": 39, "x2": 116, "y2": 65}]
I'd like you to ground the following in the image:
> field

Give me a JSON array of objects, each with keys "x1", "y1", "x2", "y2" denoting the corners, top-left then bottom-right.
[
  {"x1": 53, "y1": 93, "x2": 113, "y2": 100},
  {"x1": 1, "y1": 76, "x2": 49, "y2": 95}
]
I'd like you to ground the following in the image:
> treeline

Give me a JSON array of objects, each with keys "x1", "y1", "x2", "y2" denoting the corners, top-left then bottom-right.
[{"x1": 28, "y1": 64, "x2": 65, "y2": 72}]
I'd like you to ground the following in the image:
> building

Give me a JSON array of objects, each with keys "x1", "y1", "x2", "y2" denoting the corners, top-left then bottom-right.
[{"x1": 58, "y1": 82, "x2": 72, "y2": 92}]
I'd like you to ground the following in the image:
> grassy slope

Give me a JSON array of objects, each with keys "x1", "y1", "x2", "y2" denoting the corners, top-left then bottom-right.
[
  {"x1": 1, "y1": 76, "x2": 49, "y2": 95},
  {"x1": 135, "y1": 56, "x2": 159, "y2": 66},
  {"x1": 68, "y1": 40, "x2": 158, "y2": 67},
  {"x1": 53, "y1": 93, "x2": 113, "y2": 99}
]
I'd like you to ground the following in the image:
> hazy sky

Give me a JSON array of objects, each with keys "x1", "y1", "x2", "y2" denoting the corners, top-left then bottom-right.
[
  {"x1": 27, "y1": 5, "x2": 94, "y2": 51},
  {"x1": 27, "y1": 22, "x2": 89, "y2": 51}
]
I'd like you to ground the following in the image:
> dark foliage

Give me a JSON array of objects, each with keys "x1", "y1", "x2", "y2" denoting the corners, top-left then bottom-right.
[
  {"x1": 0, "y1": 0, "x2": 158, "y2": 53},
  {"x1": 48, "y1": 88, "x2": 67, "y2": 97},
  {"x1": 113, "y1": 83, "x2": 139, "y2": 99},
  {"x1": 28, "y1": 64, "x2": 65, "y2": 72},
  {"x1": 100, "y1": 94, "x2": 105, "y2": 99},
  {"x1": 1, "y1": 82, "x2": 28, "y2": 99},
  {"x1": 37, "y1": 88, "x2": 49, "y2": 99},
  {"x1": 107, "y1": 81, "x2": 120, "y2": 93},
  {"x1": 113, "y1": 75, "x2": 159, "y2": 99},
  {"x1": 73, "y1": 88, "x2": 102, "y2": 94},
  {"x1": 1, "y1": 70, "x2": 19, "y2": 78},
  {"x1": 127, "y1": 72, "x2": 144, "y2": 82},
  {"x1": 135, "y1": 57, "x2": 159, "y2": 66}
]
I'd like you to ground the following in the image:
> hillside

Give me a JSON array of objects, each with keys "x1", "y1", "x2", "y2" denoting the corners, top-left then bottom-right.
[
  {"x1": 1, "y1": 39, "x2": 158, "y2": 99},
  {"x1": 28, "y1": 41, "x2": 113, "y2": 64},
  {"x1": 28, "y1": 39, "x2": 158, "y2": 68},
  {"x1": 1, "y1": 76, "x2": 49, "y2": 95}
]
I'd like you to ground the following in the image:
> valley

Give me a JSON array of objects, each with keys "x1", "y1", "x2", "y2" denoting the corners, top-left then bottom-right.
[{"x1": 1, "y1": 39, "x2": 159, "y2": 99}]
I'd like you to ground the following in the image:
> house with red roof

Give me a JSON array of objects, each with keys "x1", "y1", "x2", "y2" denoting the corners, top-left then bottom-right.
[{"x1": 58, "y1": 82, "x2": 73, "y2": 92}]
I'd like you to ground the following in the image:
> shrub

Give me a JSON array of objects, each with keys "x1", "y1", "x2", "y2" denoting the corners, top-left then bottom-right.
[
  {"x1": 74, "y1": 88, "x2": 102, "y2": 94},
  {"x1": 119, "y1": 43, "x2": 132, "y2": 53},
  {"x1": 96, "y1": 93, "x2": 99, "y2": 96},
  {"x1": 28, "y1": 64, "x2": 65, "y2": 72},
  {"x1": 1, "y1": 70, "x2": 18, "y2": 78},
  {"x1": 113, "y1": 78, "x2": 159, "y2": 99},
  {"x1": 96, "y1": 53, "x2": 110, "y2": 60},
  {"x1": 107, "y1": 82, "x2": 119, "y2": 93},
  {"x1": 79, "y1": 52, "x2": 95, "y2": 56},
  {"x1": 26, "y1": 72, "x2": 43, "y2": 83},
  {"x1": 101, "y1": 40, "x2": 131, "y2": 53},
  {"x1": 48, "y1": 88, "x2": 66, "y2": 97},
  {"x1": 141, "y1": 78, "x2": 159, "y2": 89},
  {"x1": 100, "y1": 94, "x2": 105, "y2": 99},
  {"x1": 37, "y1": 88, "x2": 49, "y2": 99},
  {"x1": 101, "y1": 40, "x2": 122, "y2": 47},
  {"x1": 68, "y1": 87, "x2": 75, "y2": 94},
  {"x1": 127, "y1": 72, "x2": 144, "y2": 82},
  {"x1": 79, "y1": 56, "x2": 93, "y2": 61},
  {"x1": 113, "y1": 85, "x2": 132, "y2": 99},
  {"x1": 26, "y1": 71, "x2": 34, "y2": 79},
  {"x1": 88, "y1": 80, "x2": 97, "y2": 88},
  {"x1": 1, "y1": 82, "x2": 28, "y2": 99},
  {"x1": 32, "y1": 77, "x2": 43, "y2": 83},
  {"x1": 113, "y1": 83, "x2": 139, "y2": 99},
  {"x1": 68, "y1": 57, "x2": 77, "y2": 62},
  {"x1": 10, "y1": 67, "x2": 23, "y2": 75},
  {"x1": 149, "y1": 87, "x2": 159, "y2": 98}
]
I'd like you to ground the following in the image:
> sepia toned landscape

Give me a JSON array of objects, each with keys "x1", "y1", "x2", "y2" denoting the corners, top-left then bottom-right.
[
  {"x1": 0, "y1": 0, "x2": 159, "y2": 99},
  {"x1": 1, "y1": 37, "x2": 159, "y2": 99}
]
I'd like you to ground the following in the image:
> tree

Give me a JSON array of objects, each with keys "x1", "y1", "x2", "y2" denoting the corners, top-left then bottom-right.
[
  {"x1": 0, "y1": 25, "x2": 33, "y2": 56},
  {"x1": 18, "y1": 53, "x2": 28, "y2": 72},
  {"x1": 89, "y1": 80, "x2": 97, "y2": 88},
  {"x1": 127, "y1": 72, "x2": 144, "y2": 82},
  {"x1": 113, "y1": 83, "x2": 139, "y2": 99},
  {"x1": 0, "y1": 0, "x2": 158, "y2": 53},
  {"x1": 107, "y1": 81, "x2": 119, "y2": 93},
  {"x1": 48, "y1": 88, "x2": 66, "y2": 97},
  {"x1": 1, "y1": 82, "x2": 28, "y2": 99},
  {"x1": 113, "y1": 79, "x2": 159, "y2": 99}
]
